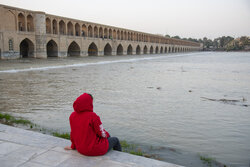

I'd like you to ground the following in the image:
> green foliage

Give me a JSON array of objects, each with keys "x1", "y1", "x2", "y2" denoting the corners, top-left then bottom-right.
[
  {"x1": 0, "y1": 112, "x2": 32, "y2": 126},
  {"x1": 172, "y1": 35, "x2": 181, "y2": 39},
  {"x1": 200, "y1": 155, "x2": 214, "y2": 167},
  {"x1": 12, "y1": 119, "x2": 32, "y2": 125},
  {"x1": 187, "y1": 38, "x2": 199, "y2": 43},
  {"x1": 0, "y1": 112, "x2": 11, "y2": 120},
  {"x1": 129, "y1": 150, "x2": 144, "y2": 156},
  {"x1": 225, "y1": 36, "x2": 250, "y2": 51},
  {"x1": 52, "y1": 132, "x2": 70, "y2": 140},
  {"x1": 120, "y1": 140, "x2": 136, "y2": 152},
  {"x1": 120, "y1": 140, "x2": 145, "y2": 157},
  {"x1": 163, "y1": 34, "x2": 248, "y2": 51},
  {"x1": 120, "y1": 140, "x2": 130, "y2": 149}
]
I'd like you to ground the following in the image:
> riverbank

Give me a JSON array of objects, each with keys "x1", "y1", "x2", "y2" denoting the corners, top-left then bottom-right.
[
  {"x1": 0, "y1": 123, "x2": 182, "y2": 167},
  {"x1": 0, "y1": 112, "x2": 161, "y2": 160},
  {"x1": 0, "y1": 111, "x2": 229, "y2": 167}
]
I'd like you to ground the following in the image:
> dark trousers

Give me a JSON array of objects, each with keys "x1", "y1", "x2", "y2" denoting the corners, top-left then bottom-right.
[{"x1": 108, "y1": 137, "x2": 122, "y2": 152}]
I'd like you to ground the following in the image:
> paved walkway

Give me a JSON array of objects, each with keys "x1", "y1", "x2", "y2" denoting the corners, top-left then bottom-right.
[{"x1": 0, "y1": 124, "x2": 183, "y2": 167}]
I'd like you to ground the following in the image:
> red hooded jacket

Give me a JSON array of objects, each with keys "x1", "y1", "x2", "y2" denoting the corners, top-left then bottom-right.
[{"x1": 69, "y1": 93, "x2": 110, "y2": 156}]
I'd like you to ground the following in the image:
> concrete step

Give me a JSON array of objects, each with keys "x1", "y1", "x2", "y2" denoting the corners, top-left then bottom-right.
[{"x1": 0, "y1": 124, "x2": 183, "y2": 167}]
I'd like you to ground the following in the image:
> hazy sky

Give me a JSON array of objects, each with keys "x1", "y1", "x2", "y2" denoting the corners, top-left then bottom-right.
[{"x1": 1, "y1": 0, "x2": 249, "y2": 39}]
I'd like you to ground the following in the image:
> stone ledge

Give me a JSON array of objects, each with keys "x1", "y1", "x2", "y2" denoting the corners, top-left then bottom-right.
[{"x1": 0, "y1": 124, "x2": 183, "y2": 167}]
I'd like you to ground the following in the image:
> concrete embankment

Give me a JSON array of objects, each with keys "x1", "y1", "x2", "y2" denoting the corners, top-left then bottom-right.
[{"x1": 0, "y1": 124, "x2": 182, "y2": 167}]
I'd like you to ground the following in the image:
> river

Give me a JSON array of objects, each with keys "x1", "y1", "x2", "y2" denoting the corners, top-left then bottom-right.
[{"x1": 0, "y1": 52, "x2": 250, "y2": 166}]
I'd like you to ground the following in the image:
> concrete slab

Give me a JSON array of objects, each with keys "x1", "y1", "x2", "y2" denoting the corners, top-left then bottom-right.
[
  {"x1": 0, "y1": 142, "x2": 24, "y2": 155},
  {"x1": 31, "y1": 150, "x2": 73, "y2": 166},
  {"x1": 56, "y1": 156, "x2": 102, "y2": 167},
  {"x1": 0, "y1": 155, "x2": 27, "y2": 167},
  {"x1": 0, "y1": 124, "x2": 183, "y2": 167},
  {"x1": 19, "y1": 161, "x2": 51, "y2": 167},
  {"x1": 51, "y1": 146, "x2": 82, "y2": 157},
  {"x1": 6, "y1": 145, "x2": 47, "y2": 161}
]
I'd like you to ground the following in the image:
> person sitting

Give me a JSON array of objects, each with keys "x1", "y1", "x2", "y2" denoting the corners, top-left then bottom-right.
[{"x1": 64, "y1": 93, "x2": 122, "y2": 156}]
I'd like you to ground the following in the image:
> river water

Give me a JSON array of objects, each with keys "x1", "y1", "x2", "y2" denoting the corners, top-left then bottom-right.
[{"x1": 0, "y1": 52, "x2": 250, "y2": 166}]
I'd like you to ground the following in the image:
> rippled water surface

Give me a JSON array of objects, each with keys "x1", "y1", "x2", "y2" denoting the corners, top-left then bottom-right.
[{"x1": 0, "y1": 52, "x2": 250, "y2": 166}]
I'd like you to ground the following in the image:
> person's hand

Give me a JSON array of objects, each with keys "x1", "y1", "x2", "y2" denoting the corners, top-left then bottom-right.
[{"x1": 64, "y1": 146, "x2": 72, "y2": 150}]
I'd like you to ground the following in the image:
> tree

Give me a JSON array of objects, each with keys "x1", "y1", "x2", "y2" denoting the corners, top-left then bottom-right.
[{"x1": 172, "y1": 36, "x2": 180, "y2": 39}]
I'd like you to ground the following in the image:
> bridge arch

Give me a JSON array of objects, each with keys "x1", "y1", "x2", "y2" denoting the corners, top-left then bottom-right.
[
  {"x1": 27, "y1": 14, "x2": 34, "y2": 32},
  {"x1": 52, "y1": 19, "x2": 57, "y2": 34},
  {"x1": 104, "y1": 28, "x2": 108, "y2": 38},
  {"x1": 117, "y1": 44, "x2": 123, "y2": 55},
  {"x1": 121, "y1": 31, "x2": 123, "y2": 40},
  {"x1": 117, "y1": 30, "x2": 120, "y2": 40},
  {"x1": 109, "y1": 29, "x2": 112, "y2": 39},
  {"x1": 127, "y1": 45, "x2": 133, "y2": 55},
  {"x1": 88, "y1": 25, "x2": 93, "y2": 37},
  {"x1": 18, "y1": 13, "x2": 25, "y2": 31},
  {"x1": 155, "y1": 46, "x2": 159, "y2": 54},
  {"x1": 136, "y1": 45, "x2": 141, "y2": 55},
  {"x1": 131, "y1": 33, "x2": 135, "y2": 41},
  {"x1": 143, "y1": 45, "x2": 148, "y2": 54},
  {"x1": 67, "y1": 22, "x2": 73, "y2": 35},
  {"x1": 68, "y1": 41, "x2": 80, "y2": 56},
  {"x1": 46, "y1": 18, "x2": 51, "y2": 33},
  {"x1": 113, "y1": 30, "x2": 116, "y2": 39},
  {"x1": 150, "y1": 46, "x2": 153, "y2": 54},
  {"x1": 168, "y1": 47, "x2": 171, "y2": 53},
  {"x1": 47, "y1": 40, "x2": 58, "y2": 57},
  {"x1": 59, "y1": 20, "x2": 66, "y2": 35},
  {"x1": 20, "y1": 38, "x2": 34, "y2": 58},
  {"x1": 99, "y1": 27, "x2": 103, "y2": 38},
  {"x1": 104, "y1": 43, "x2": 112, "y2": 56},
  {"x1": 81, "y1": 24, "x2": 87, "y2": 37},
  {"x1": 124, "y1": 32, "x2": 127, "y2": 40},
  {"x1": 75, "y1": 23, "x2": 80, "y2": 36},
  {"x1": 88, "y1": 42, "x2": 98, "y2": 56},
  {"x1": 94, "y1": 26, "x2": 98, "y2": 38}
]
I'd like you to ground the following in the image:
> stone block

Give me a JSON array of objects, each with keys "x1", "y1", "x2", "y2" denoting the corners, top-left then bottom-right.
[
  {"x1": 6, "y1": 145, "x2": 47, "y2": 161},
  {"x1": 51, "y1": 146, "x2": 81, "y2": 157},
  {"x1": 0, "y1": 124, "x2": 182, "y2": 167},
  {"x1": 19, "y1": 161, "x2": 50, "y2": 167},
  {"x1": 56, "y1": 156, "x2": 101, "y2": 167},
  {"x1": 31, "y1": 150, "x2": 72, "y2": 166},
  {"x1": 0, "y1": 155, "x2": 27, "y2": 167},
  {"x1": 0, "y1": 142, "x2": 23, "y2": 155}
]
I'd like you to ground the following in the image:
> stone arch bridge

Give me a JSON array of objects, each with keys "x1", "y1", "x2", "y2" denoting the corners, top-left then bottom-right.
[{"x1": 0, "y1": 4, "x2": 201, "y2": 59}]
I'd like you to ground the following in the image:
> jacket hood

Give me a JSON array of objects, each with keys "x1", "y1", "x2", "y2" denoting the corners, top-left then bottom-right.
[{"x1": 73, "y1": 93, "x2": 93, "y2": 113}]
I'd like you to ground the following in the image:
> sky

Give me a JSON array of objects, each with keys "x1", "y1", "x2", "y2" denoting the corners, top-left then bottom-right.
[{"x1": 0, "y1": 0, "x2": 249, "y2": 39}]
